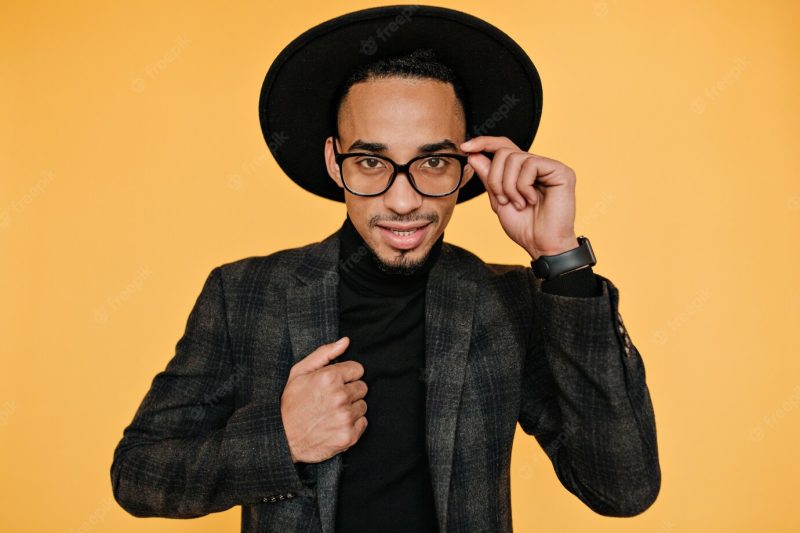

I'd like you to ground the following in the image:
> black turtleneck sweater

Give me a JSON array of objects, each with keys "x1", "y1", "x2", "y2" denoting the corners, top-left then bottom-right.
[
  {"x1": 334, "y1": 214, "x2": 441, "y2": 532},
  {"x1": 333, "y1": 215, "x2": 600, "y2": 532}
]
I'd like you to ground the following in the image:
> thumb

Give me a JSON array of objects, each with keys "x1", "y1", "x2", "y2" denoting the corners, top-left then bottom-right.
[
  {"x1": 467, "y1": 152, "x2": 492, "y2": 185},
  {"x1": 466, "y1": 153, "x2": 498, "y2": 211},
  {"x1": 289, "y1": 336, "x2": 350, "y2": 378}
]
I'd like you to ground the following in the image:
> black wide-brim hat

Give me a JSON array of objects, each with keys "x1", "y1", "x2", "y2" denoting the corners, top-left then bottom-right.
[{"x1": 258, "y1": 4, "x2": 543, "y2": 204}]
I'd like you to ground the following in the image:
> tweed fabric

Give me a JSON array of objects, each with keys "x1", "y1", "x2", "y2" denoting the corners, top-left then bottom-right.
[{"x1": 111, "y1": 225, "x2": 660, "y2": 532}]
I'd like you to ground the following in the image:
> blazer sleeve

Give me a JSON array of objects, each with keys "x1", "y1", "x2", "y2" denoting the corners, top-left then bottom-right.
[
  {"x1": 540, "y1": 265, "x2": 602, "y2": 297},
  {"x1": 110, "y1": 266, "x2": 312, "y2": 518},
  {"x1": 517, "y1": 269, "x2": 661, "y2": 517}
]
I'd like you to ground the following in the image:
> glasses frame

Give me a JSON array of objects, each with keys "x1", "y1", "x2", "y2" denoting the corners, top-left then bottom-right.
[{"x1": 332, "y1": 136, "x2": 469, "y2": 198}]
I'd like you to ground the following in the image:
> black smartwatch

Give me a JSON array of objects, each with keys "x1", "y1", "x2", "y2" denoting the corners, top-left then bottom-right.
[{"x1": 531, "y1": 236, "x2": 596, "y2": 280}]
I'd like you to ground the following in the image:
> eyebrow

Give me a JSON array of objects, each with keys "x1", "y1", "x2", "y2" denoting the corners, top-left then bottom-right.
[{"x1": 347, "y1": 139, "x2": 460, "y2": 154}]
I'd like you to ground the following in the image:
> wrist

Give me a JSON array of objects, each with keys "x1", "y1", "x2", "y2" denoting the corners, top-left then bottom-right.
[
  {"x1": 530, "y1": 235, "x2": 596, "y2": 280},
  {"x1": 280, "y1": 399, "x2": 300, "y2": 464},
  {"x1": 526, "y1": 236, "x2": 580, "y2": 261}
]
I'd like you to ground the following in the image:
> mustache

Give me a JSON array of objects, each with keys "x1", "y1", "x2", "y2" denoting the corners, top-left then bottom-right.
[{"x1": 369, "y1": 213, "x2": 439, "y2": 227}]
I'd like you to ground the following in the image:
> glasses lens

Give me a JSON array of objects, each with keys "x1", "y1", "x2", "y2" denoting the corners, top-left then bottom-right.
[
  {"x1": 410, "y1": 156, "x2": 463, "y2": 195},
  {"x1": 341, "y1": 156, "x2": 393, "y2": 195},
  {"x1": 341, "y1": 155, "x2": 462, "y2": 195}
]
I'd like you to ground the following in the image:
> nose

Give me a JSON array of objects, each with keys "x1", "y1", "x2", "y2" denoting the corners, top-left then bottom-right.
[{"x1": 382, "y1": 170, "x2": 423, "y2": 214}]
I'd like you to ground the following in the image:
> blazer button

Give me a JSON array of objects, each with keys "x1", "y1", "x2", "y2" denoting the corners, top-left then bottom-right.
[{"x1": 286, "y1": 493, "x2": 295, "y2": 498}]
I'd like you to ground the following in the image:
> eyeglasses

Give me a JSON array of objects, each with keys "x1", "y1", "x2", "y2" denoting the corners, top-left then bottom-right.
[{"x1": 332, "y1": 136, "x2": 469, "y2": 197}]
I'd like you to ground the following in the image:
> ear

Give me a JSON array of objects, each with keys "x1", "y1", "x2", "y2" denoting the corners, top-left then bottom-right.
[
  {"x1": 324, "y1": 136, "x2": 344, "y2": 188},
  {"x1": 459, "y1": 162, "x2": 475, "y2": 188}
]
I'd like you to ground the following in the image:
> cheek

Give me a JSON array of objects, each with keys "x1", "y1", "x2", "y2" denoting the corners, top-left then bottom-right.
[
  {"x1": 343, "y1": 198, "x2": 373, "y2": 225},
  {"x1": 433, "y1": 201, "x2": 456, "y2": 227}
]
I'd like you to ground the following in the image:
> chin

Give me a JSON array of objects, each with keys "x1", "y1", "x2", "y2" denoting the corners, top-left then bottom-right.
[{"x1": 373, "y1": 235, "x2": 431, "y2": 266}]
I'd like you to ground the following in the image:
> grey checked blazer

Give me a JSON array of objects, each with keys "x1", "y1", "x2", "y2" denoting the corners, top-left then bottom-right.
[{"x1": 111, "y1": 225, "x2": 660, "y2": 532}]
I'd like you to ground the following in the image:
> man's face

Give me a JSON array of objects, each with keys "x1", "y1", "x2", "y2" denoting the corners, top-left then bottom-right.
[{"x1": 324, "y1": 77, "x2": 474, "y2": 274}]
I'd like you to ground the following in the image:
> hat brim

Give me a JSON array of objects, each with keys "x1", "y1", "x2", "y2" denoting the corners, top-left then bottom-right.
[{"x1": 258, "y1": 4, "x2": 543, "y2": 204}]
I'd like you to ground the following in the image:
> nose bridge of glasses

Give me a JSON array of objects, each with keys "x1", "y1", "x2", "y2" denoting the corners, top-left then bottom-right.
[
  {"x1": 395, "y1": 160, "x2": 414, "y2": 176},
  {"x1": 387, "y1": 163, "x2": 416, "y2": 195}
]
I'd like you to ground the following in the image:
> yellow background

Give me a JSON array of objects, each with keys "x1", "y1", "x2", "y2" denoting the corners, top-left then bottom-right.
[{"x1": 2, "y1": 1, "x2": 798, "y2": 531}]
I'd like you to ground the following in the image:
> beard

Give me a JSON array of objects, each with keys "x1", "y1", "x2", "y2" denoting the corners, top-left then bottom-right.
[
  {"x1": 365, "y1": 242, "x2": 431, "y2": 277},
  {"x1": 362, "y1": 213, "x2": 441, "y2": 276}
]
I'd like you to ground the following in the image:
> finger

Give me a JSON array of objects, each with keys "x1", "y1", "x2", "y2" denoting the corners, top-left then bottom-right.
[
  {"x1": 349, "y1": 399, "x2": 368, "y2": 422},
  {"x1": 333, "y1": 360, "x2": 365, "y2": 383},
  {"x1": 468, "y1": 154, "x2": 499, "y2": 212},
  {"x1": 502, "y1": 153, "x2": 532, "y2": 209},
  {"x1": 460, "y1": 135, "x2": 519, "y2": 154},
  {"x1": 354, "y1": 414, "x2": 368, "y2": 437},
  {"x1": 518, "y1": 157, "x2": 541, "y2": 206},
  {"x1": 486, "y1": 185, "x2": 499, "y2": 212},
  {"x1": 343, "y1": 379, "x2": 368, "y2": 401},
  {"x1": 486, "y1": 148, "x2": 514, "y2": 204},
  {"x1": 291, "y1": 337, "x2": 349, "y2": 377},
  {"x1": 466, "y1": 152, "x2": 492, "y2": 184}
]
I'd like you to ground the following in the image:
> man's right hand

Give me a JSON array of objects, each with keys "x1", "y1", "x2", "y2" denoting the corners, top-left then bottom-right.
[{"x1": 280, "y1": 337, "x2": 368, "y2": 464}]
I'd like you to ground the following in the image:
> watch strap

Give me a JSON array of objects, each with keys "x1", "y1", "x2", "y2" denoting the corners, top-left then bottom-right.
[{"x1": 531, "y1": 236, "x2": 596, "y2": 280}]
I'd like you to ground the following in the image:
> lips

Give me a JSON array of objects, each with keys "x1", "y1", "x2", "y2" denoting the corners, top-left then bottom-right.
[
  {"x1": 377, "y1": 222, "x2": 431, "y2": 250},
  {"x1": 377, "y1": 222, "x2": 429, "y2": 231}
]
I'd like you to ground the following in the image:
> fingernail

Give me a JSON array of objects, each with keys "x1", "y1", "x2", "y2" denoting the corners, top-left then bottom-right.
[
  {"x1": 336, "y1": 337, "x2": 347, "y2": 344},
  {"x1": 498, "y1": 195, "x2": 508, "y2": 204}
]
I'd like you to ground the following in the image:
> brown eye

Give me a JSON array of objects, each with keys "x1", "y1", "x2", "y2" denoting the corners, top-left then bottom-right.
[
  {"x1": 357, "y1": 157, "x2": 385, "y2": 169},
  {"x1": 420, "y1": 157, "x2": 451, "y2": 169}
]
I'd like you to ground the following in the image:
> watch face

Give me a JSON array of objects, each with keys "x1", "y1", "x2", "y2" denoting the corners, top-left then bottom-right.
[{"x1": 578, "y1": 237, "x2": 597, "y2": 265}]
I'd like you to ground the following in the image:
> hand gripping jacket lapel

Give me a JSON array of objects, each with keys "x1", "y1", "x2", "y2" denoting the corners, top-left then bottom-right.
[{"x1": 286, "y1": 229, "x2": 476, "y2": 533}]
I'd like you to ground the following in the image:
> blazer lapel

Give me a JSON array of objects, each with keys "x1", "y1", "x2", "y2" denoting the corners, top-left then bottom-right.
[
  {"x1": 286, "y1": 229, "x2": 342, "y2": 533},
  {"x1": 424, "y1": 245, "x2": 477, "y2": 532},
  {"x1": 285, "y1": 226, "x2": 477, "y2": 533}
]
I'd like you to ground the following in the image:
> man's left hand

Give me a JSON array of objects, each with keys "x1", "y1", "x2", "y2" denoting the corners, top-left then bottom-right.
[{"x1": 460, "y1": 135, "x2": 580, "y2": 260}]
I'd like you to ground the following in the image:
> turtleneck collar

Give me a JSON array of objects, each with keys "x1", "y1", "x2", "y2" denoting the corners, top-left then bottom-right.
[{"x1": 337, "y1": 213, "x2": 443, "y2": 297}]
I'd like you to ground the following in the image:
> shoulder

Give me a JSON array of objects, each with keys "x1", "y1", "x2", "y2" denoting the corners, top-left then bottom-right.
[
  {"x1": 443, "y1": 241, "x2": 535, "y2": 322},
  {"x1": 443, "y1": 241, "x2": 531, "y2": 282},
  {"x1": 210, "y1": 240, "x2": 322, "y2": 290}
]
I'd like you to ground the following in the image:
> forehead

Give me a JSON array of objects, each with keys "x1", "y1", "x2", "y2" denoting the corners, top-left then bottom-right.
[{"x1": 338, "y1": 77, "x2": 465, "y2": 141}]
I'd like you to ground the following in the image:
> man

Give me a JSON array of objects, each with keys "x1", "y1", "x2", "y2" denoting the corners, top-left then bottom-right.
[{"x1": 111, "y1": 5, "x2": 660, "y2": 532}]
